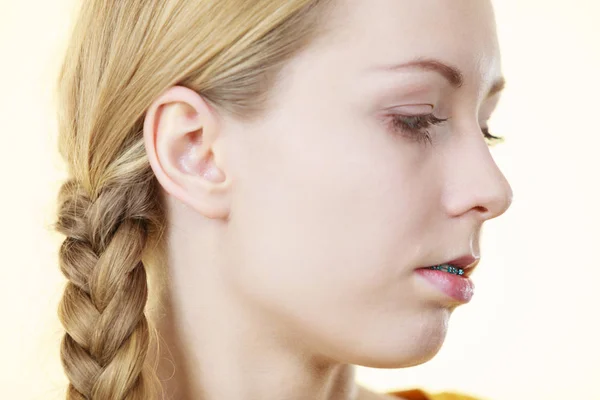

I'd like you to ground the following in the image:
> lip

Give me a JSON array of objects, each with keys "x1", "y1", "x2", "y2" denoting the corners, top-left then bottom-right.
[
  {"x1": 415, "y1": 268, "x2": 475, "y2": 303},
  {"x1": 413, "y1": 254, "x2": 480, "y2": 303},
  {"x1": 446, "y1": 255, "x2": 479, "y2": 269},
  {"x1": 447, "y1": 255, "x2": 480, "y2": 278}
]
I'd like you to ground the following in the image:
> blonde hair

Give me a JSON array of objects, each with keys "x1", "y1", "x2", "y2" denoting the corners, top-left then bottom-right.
[{"x1": 52, "y1": 1, "x2": 335, "y2": 398}]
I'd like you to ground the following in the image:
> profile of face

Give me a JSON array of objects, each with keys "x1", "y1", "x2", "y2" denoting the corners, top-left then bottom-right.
[{"x1": 144, "y1": 0, "x2": 513, "y2": 371}]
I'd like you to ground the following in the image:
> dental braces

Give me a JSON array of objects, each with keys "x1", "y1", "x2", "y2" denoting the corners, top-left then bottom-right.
[{"x1": 426, "y1": 264, "x2": 465, "y2": 276}]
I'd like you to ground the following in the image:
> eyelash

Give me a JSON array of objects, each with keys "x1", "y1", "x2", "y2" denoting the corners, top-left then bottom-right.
[{"x1": 388, "y1": 114, "x2": 504, "y2": 146}]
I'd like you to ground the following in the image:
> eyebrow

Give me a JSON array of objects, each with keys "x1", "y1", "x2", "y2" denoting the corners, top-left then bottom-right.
[{"x1": 371, "y1": 57, "x2": 506, "y2": 98}]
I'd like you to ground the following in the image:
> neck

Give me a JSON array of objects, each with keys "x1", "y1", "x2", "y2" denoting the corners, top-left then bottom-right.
[
  {"x1": 151, "y1": 230, "x2": 359, "y2": 400},
  {"x1": 154, "y1": 283, "x2": 360, "y2": 400}
]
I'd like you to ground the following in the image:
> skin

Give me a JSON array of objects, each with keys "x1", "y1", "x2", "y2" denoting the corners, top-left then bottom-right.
[{"x1": 142, "y1": 0, "x2": 513, "y2": 399}]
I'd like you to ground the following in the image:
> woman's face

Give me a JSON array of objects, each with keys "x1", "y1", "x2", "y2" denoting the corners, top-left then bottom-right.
[{"x1": 193, "y1": 0, "x2": 511, "y2": 367}]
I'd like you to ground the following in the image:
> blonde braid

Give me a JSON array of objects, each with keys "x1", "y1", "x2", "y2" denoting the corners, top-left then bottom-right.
[{"x1": 55, "y1": 177, "x2": 163, "y2": 400}]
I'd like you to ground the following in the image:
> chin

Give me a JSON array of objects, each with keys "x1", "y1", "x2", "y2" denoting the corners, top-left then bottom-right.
[
  {"x1": 355, "y1": 334, "x2": 446, "y2": 369},
  {"x1": 346, "y1": 312, "x2": 451, "y2": 369}
]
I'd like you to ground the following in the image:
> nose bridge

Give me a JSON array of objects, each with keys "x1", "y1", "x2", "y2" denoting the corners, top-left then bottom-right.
[{"x1": 444, "y1": 130, "x2": 513, "y2": 221}]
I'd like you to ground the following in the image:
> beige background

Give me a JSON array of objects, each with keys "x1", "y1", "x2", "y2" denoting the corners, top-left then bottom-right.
[{"x1": 1, "y1": 1, "x2": 598, "y2": 399}]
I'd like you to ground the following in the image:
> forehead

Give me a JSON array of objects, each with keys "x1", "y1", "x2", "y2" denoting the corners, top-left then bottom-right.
[{"x1": 317, "y1": 0, "x2": 502, "y2": 87}]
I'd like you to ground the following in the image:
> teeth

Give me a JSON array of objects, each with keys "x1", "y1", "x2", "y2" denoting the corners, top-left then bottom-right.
[{"x1": 427, "y1": 264, "x2": 465, "y2": 276}]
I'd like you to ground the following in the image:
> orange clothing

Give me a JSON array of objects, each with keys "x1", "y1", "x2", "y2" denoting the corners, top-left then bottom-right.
[{"x1": 386, "y1": 388, "x2": 482, "y2": 400}]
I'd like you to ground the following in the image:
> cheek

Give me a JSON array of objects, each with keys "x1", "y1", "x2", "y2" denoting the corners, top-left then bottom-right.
[
  {"x1": 222, "y1": 111, "x2": 453, "y2": 367},
  {"x1": 225, "y1": 114, "x2": 438, "y2": 324}
]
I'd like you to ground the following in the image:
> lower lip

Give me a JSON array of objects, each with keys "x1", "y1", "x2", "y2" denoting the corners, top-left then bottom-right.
[{"x1": 414, "y1": 268, "x2": 475, "y2": 303}]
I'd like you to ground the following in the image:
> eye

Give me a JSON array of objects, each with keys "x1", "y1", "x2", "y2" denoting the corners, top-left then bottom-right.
[
  {"x1": 388, "y1": 114, "x2": 447, "y2": 146},
  {"x1": 481, "y1": 127, "x2": 505, "y2": 147},
  {"x1": 387, "y1": 114, "x2": 505, "y2": 147}
]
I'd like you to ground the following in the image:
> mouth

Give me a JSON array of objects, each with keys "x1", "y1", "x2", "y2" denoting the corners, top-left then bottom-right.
[{"x1": 418, "y1": 255, "x2": 480, "y2": 278}]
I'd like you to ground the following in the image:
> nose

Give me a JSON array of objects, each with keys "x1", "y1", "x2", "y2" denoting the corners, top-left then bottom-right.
[{"x1": 443, "y1": 129, "x2": 514, "y2": 222}]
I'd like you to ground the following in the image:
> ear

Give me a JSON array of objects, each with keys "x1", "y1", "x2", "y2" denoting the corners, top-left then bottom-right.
[{"x1": 143, "y1": 85, "x2": 231, "y2": 220}]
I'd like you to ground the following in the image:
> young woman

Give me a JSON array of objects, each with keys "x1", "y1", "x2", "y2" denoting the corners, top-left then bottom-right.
[{"x1": 53, "y1": 0, "x2": 512, "y2": 399}]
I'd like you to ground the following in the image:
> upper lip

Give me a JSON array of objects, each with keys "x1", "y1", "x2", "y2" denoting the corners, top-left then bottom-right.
[
  {"x1": 446, "y1": 255, "x2": 479, "y2": 269},
  {"x1": 421, "y1": 254, "x2": 480, "y2": 277}
]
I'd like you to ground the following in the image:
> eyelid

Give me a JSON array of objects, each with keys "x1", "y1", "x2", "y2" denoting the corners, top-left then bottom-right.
[{"x1": 387, "y1": 104, "x2": 434, "y2": 114}]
